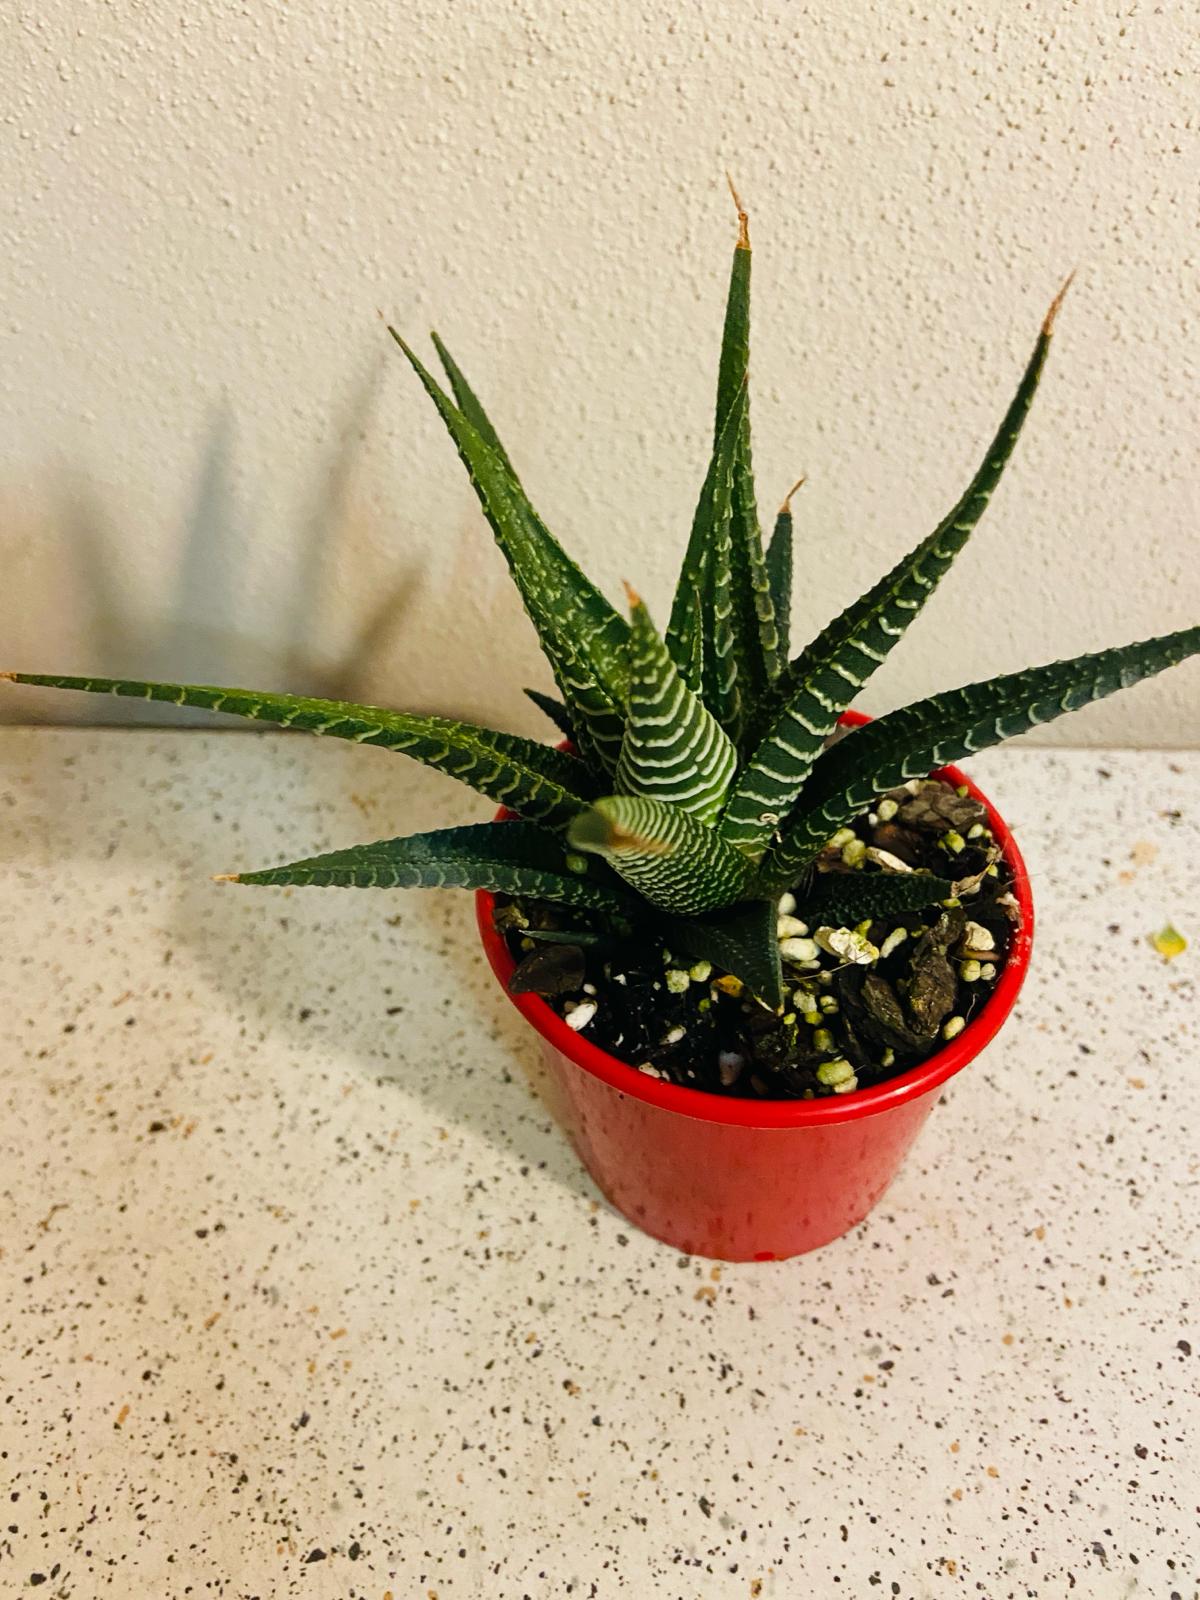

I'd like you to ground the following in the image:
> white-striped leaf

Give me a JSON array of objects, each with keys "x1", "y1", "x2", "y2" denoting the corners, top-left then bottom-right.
[
  {"x1": 391, "y1": 331, "x2": 628, "y2": 773},
  {"x1": 722, "y1": 287, "x2": 1068, "y2": 859},
  {"x1": 2, "y1": 673, "x2": 594, "y2": 826},
  {"x1": 615, "y1": 593, "x2": 736, "y2": 823},
  {"x1": 225, "y1": 819, "x2": 636, "y2": 909},
  {"x1": 568, "y1": 793, "x2": 754, "y2": 915},
  {"x1": 756, "y1": 624, "x2": 1200, "y2": 892},
  {"x1": 665, "y1": 382, "x2": 747, "y2": 735}
]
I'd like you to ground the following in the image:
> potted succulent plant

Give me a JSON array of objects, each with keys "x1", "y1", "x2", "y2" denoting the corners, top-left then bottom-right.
[{"x1": 7, "y1": 194, "x2": 1198, "y2": 1261}]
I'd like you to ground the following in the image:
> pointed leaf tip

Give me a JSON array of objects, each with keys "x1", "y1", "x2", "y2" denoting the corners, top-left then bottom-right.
[
  {"x1": 778, "y1": 476, "x2": 806, "y2": 515},
  {"x1": 725, "y1": 172, "x2": 749, "y2": 249},
  {"x1": 622, "y1": 580, "x2": 642, "y2": 611},
  {"x1": 212, "y1": 873, "x2": 241, "y2": 883},
  {"x1": 1043, "y1": 271, "x2": 1076, "y2": 336}
]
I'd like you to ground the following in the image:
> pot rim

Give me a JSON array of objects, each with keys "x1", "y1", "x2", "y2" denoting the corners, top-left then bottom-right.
[{"x1": 476, "y1": 712, "x2": 1034, "y2": 1130}]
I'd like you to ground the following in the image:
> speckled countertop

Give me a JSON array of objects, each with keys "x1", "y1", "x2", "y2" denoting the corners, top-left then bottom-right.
[{"x1": 1, "y1": 730, "x2": 1197, "y2": 1599}]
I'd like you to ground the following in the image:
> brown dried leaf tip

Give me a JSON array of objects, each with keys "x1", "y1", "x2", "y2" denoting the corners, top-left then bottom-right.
[
  {"x1": 726, "y1": 172, "x2": 749, "y2": 250},
  {"x1": 1042, "y1": 270, "x2": 1076, "y2": 336},
  {"x1": 779, "y1": 477, "x2": 806, "y2": 516}
]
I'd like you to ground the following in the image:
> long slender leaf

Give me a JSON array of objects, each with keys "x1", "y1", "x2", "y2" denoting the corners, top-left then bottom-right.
[
  {"x1": 390, "y1": 331, "x2": 628, "y2": 772},
  {"x1": 430, "y1": 331, "x2": 516, "y2": 474},
  {"x1": 662, "y1": 898, "x2": 783, "y2": 1008},
  {"x1": 2, "y1": 673, "x2": 594, "y2": 825},
  {"x1": 222, "y1": 819, "x2": 636, "y2": 910},
  {"x1": 757, "y1": 624, "x2": 1200, "y2": 892},
  {"x1": 715, "y1": 195, "x2": 780, "y2": 709},
  {"x1": 665, "y1": 383, "x2": 747, "y2": 734},
  {"x1": 796, "y1": 870, "x2": 955, "y2": 926},
  {"x1": 615, "y1": 591, "x2": 736, "y2": 823},
  {"x1": 714, "y1": 184, "x2": 752, "y2": 434},
  {"x1": 568, "y1": 793, "x2": 754, "y2": 915},
  {"x1": 765, "y1": 480, "x2": 801, "y2": 674},
  {"x1": 667, "y1": 200, "x2": 778, "y2": 734},
  {"x1": 402, "y1": 333, "x2": 628, "y2": 681},
  {"x1": 723, "y1": 285, "x2": 1070, "y2": 858}
]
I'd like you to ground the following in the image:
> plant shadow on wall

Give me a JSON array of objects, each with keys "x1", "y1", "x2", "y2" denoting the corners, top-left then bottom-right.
[
  {"x1": 6, "y1": 195, "x2": 1198, "y2": 1176},
  {"x1": 0, "y1": 358, "x2": 597, "y2": 1195},
  {"x1": 0, "y1": 354, "x2": 425, "y2": 728}
]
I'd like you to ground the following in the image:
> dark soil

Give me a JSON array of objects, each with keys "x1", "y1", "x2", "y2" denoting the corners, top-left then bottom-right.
[{"x1": 497, "y1": 778, "x2": 1022, "y2": 1101}]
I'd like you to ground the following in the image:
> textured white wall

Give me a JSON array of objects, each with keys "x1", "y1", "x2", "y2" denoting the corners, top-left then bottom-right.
[{"x1": 2, "y1": 1, "x2": 1198, "y2": 744}]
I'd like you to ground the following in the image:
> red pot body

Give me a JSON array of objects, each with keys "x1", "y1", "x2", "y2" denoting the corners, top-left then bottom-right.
[{"x1": 477, "y1": 719, "x2": 1033, "y2": 1261}]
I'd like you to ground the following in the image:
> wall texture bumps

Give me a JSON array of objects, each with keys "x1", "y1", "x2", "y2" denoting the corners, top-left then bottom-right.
[{"x1": 2, "y1": 1, "x2": 1198, "y2": 742}]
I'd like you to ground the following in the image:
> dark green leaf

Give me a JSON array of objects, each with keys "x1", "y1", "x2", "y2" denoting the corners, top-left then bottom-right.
[
  {"x1": 665, "y1": 382, "x2": 747, "y2": 734},
  {"x1": 724, "y1": 287, "x2": 1069, "y2": 857},
  {"x1": 758, "y1": 623, "x2": 1200, "y2": 890},
  {"x1": 715, "y1": 203, "x2": 780, "y2": 712},
  {"x1": 525, "y1": 926, "x2": 611, "y2": 948},
  {"x1": 765, "y1": 481, "x2": 801, "y2": 673},
  {"x1": 662, "y1": 898, "x2": 783, "y2": 1009},
  {"x1": 430, "y1": 331, "x2": 516, "y2": 474},
  {"x1": 222, "y1": 819, "x2": 637, "y2": 910},
  {"x1": 793, "y1": 870, "x2": 955, "y2": 926},
  {"x1": 523, "y1": 687, "x2": 575, "y2": 739},
  {"x1": 390, "y1": 331, "x2": 628, "y2": 773},
  {"x1": 2, "y1": 673, "x2": 594, "y2": 825},
  {"x1": 667, "y1": 201, "x2": 779, "y2": 732}
]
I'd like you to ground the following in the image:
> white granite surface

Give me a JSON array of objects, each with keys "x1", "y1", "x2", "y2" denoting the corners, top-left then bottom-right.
[{"x1": 1, "y1": 730, "x2": 1197, "y2": 1600}]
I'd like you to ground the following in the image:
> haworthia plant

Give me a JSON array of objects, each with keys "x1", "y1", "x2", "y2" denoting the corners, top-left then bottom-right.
[{"x1": 5, "y1": 205, "x2": 1198, "y2": 1012}]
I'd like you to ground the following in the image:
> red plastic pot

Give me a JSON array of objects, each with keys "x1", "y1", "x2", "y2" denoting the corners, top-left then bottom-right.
[{"x1": 476, "y1": 714, "x2": 1033, "y2": 1261}]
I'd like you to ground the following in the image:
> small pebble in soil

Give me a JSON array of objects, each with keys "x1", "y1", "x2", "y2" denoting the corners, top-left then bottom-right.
[
  {"x1": 563, "y1": 1000, "x2": 597, "y2": 1031},
  {"x1": 499, "y1": 776, "x2": 1018, "y2": 1101}
]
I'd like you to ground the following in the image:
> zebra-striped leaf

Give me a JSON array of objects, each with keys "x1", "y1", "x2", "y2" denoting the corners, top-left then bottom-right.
[
  {"x1": 757, "y1": 624, "x2": 1200, "y2": 893},
  {"x1": 1, "y1": 673, "x2": 594, "y2": 826},
  {"x1": 615, "y1": 591, "x2": 736, "y2": 823},
  {"x1": 796, "y1": 870, "x2": 955, "y2": 927},
  {"x1": 661, "y1": 897, "x2": 783, "y2": 1009},
  {"x1": 665, "y1": 382, "x2": 747, "y2": 735},
  {"x1": 715, "y1": 199, "x2": 780, "y2": 712},
  {"x1": 765, "y1": 480, "x2": 801, "y2": 674},
  {"x1": 568, "y1": 793, "x2": 754, "y2": 915},
  {"x1": 391, "y1": 331, "x2": 628, "y2": 773},
  {"x1": 722, "y1": 285, "x2": 1069, "y2": 859},
  {"x1": 222, "y1": 819, "x2": 637, "y2": 910}
]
